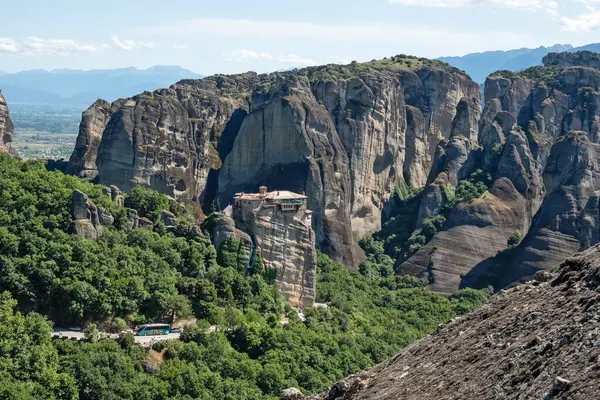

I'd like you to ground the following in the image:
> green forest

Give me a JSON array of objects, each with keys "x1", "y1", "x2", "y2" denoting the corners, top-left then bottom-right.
[{"x1": 0, "y1": 154, "x2": 490, "y2": 399}]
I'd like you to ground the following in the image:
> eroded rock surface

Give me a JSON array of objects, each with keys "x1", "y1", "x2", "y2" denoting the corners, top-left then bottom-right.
[
  {"x1": 68, "y1": 58, "x2": 479, "y2": 267},
  {"x1": 0, "y1": 91, "x2": 13, "y2": 154},
  {"x1": 210, "y1": 190, "x2": 318, "y2": 308},
  {"x1": 305, "y1": 244, "x2": 600, "y2": 400},
  {"x1": 69, "y1": 51, "x2": 600, "y2": 294},
  {"x1": 71, "y1": 190, "x2": 114, "y2": 239},
  {"x1": 400, "y1": 51, "x2": 600, "y2": 293},
  {"x1": 68, "y1": 100, "x2": 118, "y2": 179}
]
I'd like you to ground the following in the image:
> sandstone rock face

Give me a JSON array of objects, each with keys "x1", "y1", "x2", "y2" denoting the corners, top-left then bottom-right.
[
  {"x1": 401, "y1": 179, "x2": 529, "y2": 295},
  {"x1": 68, "y1": 100, "x2": 116, "y2": 179},
  {"x1": 307, "y1": 245, "x2": 600, "y2": 400},
  {"x1": 94, "y1": 77, "x2": 256, "y2": 207},
  {"x1": 211, "y1": 195, "x2": 318, "y2": 308},
  {"x1": 71, "y1": 190, "x2": 114, "y2": 239},
  {"x1": 212, "y1": 215, "x2": 253, "y2": 265},
  {"x1": 68, "y1": 59, "x2": 480, "y2": 267},
  {"x1": 68, "y1": 52, "x2": 600, "y2": 294},
  {"x1": 399, "y1": 54, "x2": 600, "y2": 293},
  {"x1": 242, "y1": 210, "x2": 317, "y2": 308},
  {"x1": 0, "y1": 91, "x2": 13, "y2": 154}
]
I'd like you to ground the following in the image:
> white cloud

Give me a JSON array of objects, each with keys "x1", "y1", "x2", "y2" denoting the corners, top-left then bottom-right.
[
  {"x1": 111, "y1": 36, "x2": 153, "y2": 51},
  {"x1": 111, "y1": 36, "x2": 135, "y2": 50},
  {"x1": 327, "y1": 55, "x2": 351, "y2": 65},
  {"x1": 134, "y1": 18, "x2": 539, "y2": 58},
  {"x1": 562, "y1": 10, "x2": 600, "y2": 30},
  {"x1": 222, "y1": 48, "x2": 316, "y2": 66},
  {"x1": 559, "y1": 0, "x2": 600, "y2": 30},
  {"x1": 389, "y1": 0, "x2": 559, "y2": 11},
  {"x1": 173, "y1": 44, "x2": 189, "y2": 50},
  {"x1": 222, "y1": 48, "x2": 273, "y2": 62},
  {"x1": 0, "y1": 38, "x2": 17, "y2": 54},
  {"x1": 0, "y1": 37, "x2": 105, "y2": 56},
  {"x1": 576, "y1": 0, "x2": 600, "y2": 9},
  {"x1": 278, "y1": 54, "x2": 316, "y2": 66},
  {"x1": 136, "y1": 18, "x2": 476, "y2": 44}
]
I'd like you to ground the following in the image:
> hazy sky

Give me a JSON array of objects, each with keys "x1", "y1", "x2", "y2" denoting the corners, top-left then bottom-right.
[{"x1": 1, "y1": 0, "x2": 599, "y2": 74}]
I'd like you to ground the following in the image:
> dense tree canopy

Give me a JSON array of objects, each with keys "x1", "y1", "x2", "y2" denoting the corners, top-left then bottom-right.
[{"x1": 0, "y1": 154, "x2": 491, "y2": 399}]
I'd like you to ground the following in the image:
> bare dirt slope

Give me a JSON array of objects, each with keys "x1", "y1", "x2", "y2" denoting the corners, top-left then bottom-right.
[{"x1": 302, "y1": 244, "x2": 600, "y2": 400}]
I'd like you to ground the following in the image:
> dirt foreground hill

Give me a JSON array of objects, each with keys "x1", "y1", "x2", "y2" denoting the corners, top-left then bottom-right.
[{"x1": 294, "y1": 244, "x2": 600, "y2": 400}]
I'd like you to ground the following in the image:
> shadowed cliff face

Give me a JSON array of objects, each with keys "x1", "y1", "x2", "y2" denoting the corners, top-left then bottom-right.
[
  {"x1": 0, "y1": 92, "x2": 13, "y2": 154},
  {"x1": 68, "y1": 58, "x2": 480, "y2": 266}
]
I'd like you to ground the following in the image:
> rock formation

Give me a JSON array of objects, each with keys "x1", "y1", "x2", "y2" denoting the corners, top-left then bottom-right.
[
  {"x1": 210, "y1": 187, "x2": 317, "y2": 307},
  {"x1": 71, "y1": 186, "x2": 157, "y2": 239},
  {"x1": 68, "y1": 57, "x2": 480, "y2": 267},
  {"x1": 71, "y1": 190, "x2": 114, "y2": 240},
  {"x1": 159, "y1": 210, "x2": 178, "y2": 229},
  {"x1": 301, "y1": 244, "x2": 600, "y2": 400},
  {"x1": 0, "y1": 91, "x2": 13, "y2": 154},
  {"x1": 68, "y1": 51, "x2": 600, "y2": 294},
  {"x1": 68, "y1": 100, "x2": 118, "y2": 179},
  {"x1": 543, "y1": 50, "x2": 600, "y2": 70},
  {"x1": 398, "y1": 51, "x2": 600, "y2": 293}
]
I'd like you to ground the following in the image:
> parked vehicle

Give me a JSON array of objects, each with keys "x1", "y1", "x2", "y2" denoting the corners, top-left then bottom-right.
[{"x1": 135, "y1": 324, "x2": 171, "y2": 336}]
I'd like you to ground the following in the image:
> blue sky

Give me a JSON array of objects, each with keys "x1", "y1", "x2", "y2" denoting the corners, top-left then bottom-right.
[{"x1": 1, "y1": 0, "x2": 600, "y2": 74}]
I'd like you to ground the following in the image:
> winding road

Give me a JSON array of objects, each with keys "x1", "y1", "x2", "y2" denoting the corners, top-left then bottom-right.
[{"x1": 52, "y1": 325, "x2": 219, "y2": 347}]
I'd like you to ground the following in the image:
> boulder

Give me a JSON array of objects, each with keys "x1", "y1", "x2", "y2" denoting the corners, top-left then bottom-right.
[
  {"x1": 110, "y1": 185, "x2": 124, "y2": 207},
  {"x1": 72, "y1": 190, "x2": 93, "y2": 221},
  {"x1": 98, "y1": 207, "x2": 115, "y2": 226},
  {"x1": 138, "y1": 217, "x2": 153, "y2": 230},
  {"x1": 72, "y1": 190, "x2": 115, "y2": 239},
  {"x1": 127, "y1": 209, "x2": 139, "y2": 229},
  {"x1": 212, "y1": 216, "x2": 252, "y2": 259},
  {"x1": 159, "y1": 210, "x2": 177, "y2": 227},
  {"x1": 281, "y1": 388, "x2": 303, "y2": 400},
  {"x1": 534, "y1": 270, "x2": 554, "y2": 283},
  {"x1": 73, "y1": 220, "x2": 98, "y2": 240},
  {"x1": 189, "y1": 224, "x2": 204, "y2": 238}
]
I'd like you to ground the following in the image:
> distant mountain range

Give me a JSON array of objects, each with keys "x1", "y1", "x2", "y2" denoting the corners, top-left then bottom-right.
[
  {"x1": 3, "y1": 44, "x2": 600, "y2": 107},
  {"x1": 439, "y1": 43, "x2": 600, "y2": 83},
  {"x1": 0, "y1": 66, "x2": 203, "y2": 105}
]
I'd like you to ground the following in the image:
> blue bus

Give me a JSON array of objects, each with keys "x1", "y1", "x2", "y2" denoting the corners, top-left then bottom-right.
[{"x1": 136, "y1": 323, "x2": 171, "y2": 336}]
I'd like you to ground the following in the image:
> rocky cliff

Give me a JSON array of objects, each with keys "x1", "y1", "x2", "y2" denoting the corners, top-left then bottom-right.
[
  {"x1": 543, "y1": 50, "x2": 600, "y2": 70},
  {"x1": 68, "y1": 99, "x2": 119, "y2": 179},
  {"x1": 0, "y1": 91, "x2": 13, "y2": 154},
  {"x1": 396, "y1": 51, "x2": 600, "y2": 293},
  {"x1": 68, "y1": 56, "x2": 480, "y2": 267},
  {"x1": 71, "y1": 51, "x2": 600, "y2": 295},
  {"x1": 208, "y1": 190, "x2": 318, "y2": 308},
  {"x1": 299, "y1": 244, "x2": 600, "y2": 400}
]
